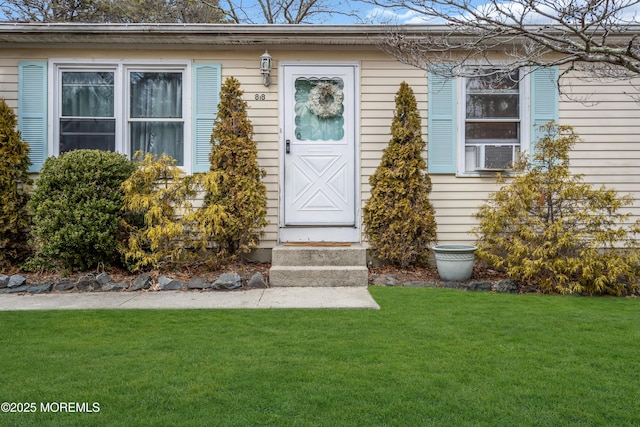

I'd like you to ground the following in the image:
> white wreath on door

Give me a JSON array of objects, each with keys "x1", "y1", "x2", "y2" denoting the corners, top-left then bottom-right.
[{"x1": 307, "y1": 82, "x2": 344, "y2": 119}]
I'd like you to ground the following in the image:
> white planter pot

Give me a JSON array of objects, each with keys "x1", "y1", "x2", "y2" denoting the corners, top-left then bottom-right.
[{"x1": 432, "y1": 245, "x2": 477, "y2": 282}]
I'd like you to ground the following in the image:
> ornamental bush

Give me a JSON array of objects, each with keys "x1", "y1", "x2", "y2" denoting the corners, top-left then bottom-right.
[
  {"x1": 474, "y1": 122, "x2": 640, "y2": 295},
  {"x1": 0, "y1": 98, "x2": 32, "y2": 268},
  {"x1": 193, "y1": 76, "x2": 268, "y2": 263},
  {"x1": 363, "y1": 82, "x2": 437, "y2": 268},
  {"x1": 28, "y1": 150, "x2": 136, "y2": 271},
  {"x1": 120, "y1": 152, "x2": 199, "y2": 271}
]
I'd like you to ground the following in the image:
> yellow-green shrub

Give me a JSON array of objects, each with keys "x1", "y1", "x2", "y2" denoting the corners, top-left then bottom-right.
[
  {"x1": 0, "y1": 98, "x2": 32, "y2": 268},
  {"x1": 363, "y1": 82, "x2": 437, "y2": 268},
  {"x1": 194, "y1": 76, "x2": 268, "y2": 261},
  {"x1": 474, "y1": 122, "x2": 640, "y2": 295},
  {"x1": 120, "y1": 152, "x2": 200, "y2": 271}
]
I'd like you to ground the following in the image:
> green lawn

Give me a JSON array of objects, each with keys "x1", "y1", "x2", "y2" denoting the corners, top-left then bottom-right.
[{"x1": 1, "y1": 288, "x2": 639, "y2": 426}]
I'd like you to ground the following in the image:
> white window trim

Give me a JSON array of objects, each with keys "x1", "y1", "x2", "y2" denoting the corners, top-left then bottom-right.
[
  {"x1": 48, "y1": 59, "x2": 193, "y2": 172},
  {"x1": 456, "y1": 68, "x2": 530, "y2": 177}
]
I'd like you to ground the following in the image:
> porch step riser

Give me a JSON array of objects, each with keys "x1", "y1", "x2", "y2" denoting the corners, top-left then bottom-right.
[
  {"x1": 271, "y1": 246, "x2": 366, "y2": 267},
  {"x1": 269, "y1": 266, "x2": 369, "y2": 287}
]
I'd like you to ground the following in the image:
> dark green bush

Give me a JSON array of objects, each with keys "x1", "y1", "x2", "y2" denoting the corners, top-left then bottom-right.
[
  {"x1": 0, "y1": 98, "x2": 32, "y2": 268},
  {"x1": 28, "y1": 149, "x2": 136, "y2": 271}
]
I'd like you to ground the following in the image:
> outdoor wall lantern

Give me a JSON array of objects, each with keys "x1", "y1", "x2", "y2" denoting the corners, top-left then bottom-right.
[{"x1": 260, "y1": 50, "x2": 272, "y2": 87}]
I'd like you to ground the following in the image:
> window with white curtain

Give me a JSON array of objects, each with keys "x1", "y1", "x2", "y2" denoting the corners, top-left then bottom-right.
[
  {"x1": 55, "y1": 62, "x2": 188, "y2": 166},
  {"x1": 60, "y1": 71, "x2": 116, "y2": 152}
]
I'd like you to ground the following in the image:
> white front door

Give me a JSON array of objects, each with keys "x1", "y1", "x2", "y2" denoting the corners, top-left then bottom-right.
[{"x1": 281, "y1": 65, "x2": 358, "y2": 242}]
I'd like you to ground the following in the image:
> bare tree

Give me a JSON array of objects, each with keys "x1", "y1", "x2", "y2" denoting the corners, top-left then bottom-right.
[
  {"x1": 1, "y1": 0, "x2": 95, "y2": 21},
  {"x1": 223, "y1": 0, "x2": 360, "y2": 23},
  {"x1": 365, "y1": 0, "x2": 640, "y2": 85},
  {"x1": 1, "y1": 0, "x2": 227, "y2": 22}
]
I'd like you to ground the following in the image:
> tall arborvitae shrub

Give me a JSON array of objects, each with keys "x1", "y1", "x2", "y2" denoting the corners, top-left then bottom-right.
[
  {"x1": 28, "y1": 150, "x2": 136, "y2": 271},
  {"x1": 195, "y1": 76, "x2": 268, "y2": 262},
  {"x1": 363, "y1": 82, "x2": 437, "y2": 268},
  {"x1": 474, "y1": 122, "x2": 640, "y2": 295},
  {"x1": 0, "y1": 98, "x2": 32, "y2": 268}
]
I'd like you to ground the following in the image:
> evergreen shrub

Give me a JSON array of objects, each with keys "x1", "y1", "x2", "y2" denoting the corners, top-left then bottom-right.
[
  {"x1": 120, "y1": 152, "x2": 199, "y2": 271},
  {"x1": 363, "y1": 82, "x2": 437, "y2": 268},
  {"x1": 28, "y1": 149, "x2": 136, "y2": 271},
  {"x1": 474, "y1": 122, "x2": 640, "y2": 295},
  {"x1": 194, "y1": 76, "x2": 268, "y2": 262},
  {"x1": 0, "y1": 98, "x2": 32, "y2": 268}
]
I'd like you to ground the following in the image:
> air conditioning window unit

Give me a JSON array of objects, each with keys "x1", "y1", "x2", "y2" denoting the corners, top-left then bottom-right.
[{"x1": 475, "y1": 145, "x2": 517, "y2": 171}]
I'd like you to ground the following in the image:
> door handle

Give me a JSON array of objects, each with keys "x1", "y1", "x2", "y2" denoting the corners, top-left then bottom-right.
[{"x1": 286, "y1": 139, "x2": 291, "y2": 154}]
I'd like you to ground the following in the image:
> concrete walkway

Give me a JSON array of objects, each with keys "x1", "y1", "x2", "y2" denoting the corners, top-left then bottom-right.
[{"x1": 0, "y1": 287, "x2": 380, "y2": 310}]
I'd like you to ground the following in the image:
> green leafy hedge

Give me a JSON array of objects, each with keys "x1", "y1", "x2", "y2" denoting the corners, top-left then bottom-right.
[{"x1": 28, "y1": 149, "x2": 136, "y2": 271}]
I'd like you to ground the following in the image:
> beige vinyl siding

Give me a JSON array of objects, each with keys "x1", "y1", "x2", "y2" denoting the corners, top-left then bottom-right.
[
  {"x1": 2, "y1": 46, "x2": 640, "y2": 249},
  {"x1": 559, "y1": 74, "x2": 640, "y2": 229},
  {"x1": 0, "y1": 58, "x2": 22, "y2": 109}
]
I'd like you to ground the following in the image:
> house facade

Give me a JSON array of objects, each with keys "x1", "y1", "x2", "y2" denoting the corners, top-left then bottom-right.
[{"x1": 1, "y1": 23, "x2": 639, "y2": 255}]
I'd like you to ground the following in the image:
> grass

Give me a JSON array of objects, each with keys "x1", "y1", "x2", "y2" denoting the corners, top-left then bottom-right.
[{"x1": 1, "y1": 287, "x2": 639, "y2": 426}]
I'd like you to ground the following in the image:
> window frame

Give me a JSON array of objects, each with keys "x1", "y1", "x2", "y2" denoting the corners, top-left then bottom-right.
[
  {"x1": 456, "y1": 67, "x2": 531, "y2": 176},
  {"x1": 49, "y1": 59, "x2": 193, "y2": 171}
]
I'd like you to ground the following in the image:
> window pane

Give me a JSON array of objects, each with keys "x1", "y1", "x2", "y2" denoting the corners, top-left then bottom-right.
[
  {"x1": 60, "y1": 118, "x2": 116, "y2": 152},
  {"x1": 130, "y1": 122, "x2": 184, "y2": 166},
  {"x1": 466, "y1": 94, "x2": 519, "y2": 119},
  {"x1": 466, "y1": 70, "x2": 519, "y2": 92},
  {"x1": 294, "y1": 77, "x2": 345, "y2": 141},
  {"x1": 62, "y1": 72, "x2": 114, "y2": 117},
  {"x1": 130, "y1": 72, "x2": 182, "y2": 119},
  {"x1": 465, "y1": 122, "x2": 519, "y2": 142}
]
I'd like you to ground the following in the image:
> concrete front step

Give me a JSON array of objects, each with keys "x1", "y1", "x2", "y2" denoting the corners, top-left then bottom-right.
[
  {"x1": 269, "y1": 265, "x2": 369, "y2": 287},
  {"x1": 271, "y1": 245, "x2": 366, "y2": 267}
]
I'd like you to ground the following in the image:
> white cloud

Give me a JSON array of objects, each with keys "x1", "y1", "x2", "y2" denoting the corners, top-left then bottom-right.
[
  {"x1": 366, "y1": 1, "x2": 640, "y2": 26},
  {"x1": 366, "y1": 7, "x2": 440, "y2": 24}
]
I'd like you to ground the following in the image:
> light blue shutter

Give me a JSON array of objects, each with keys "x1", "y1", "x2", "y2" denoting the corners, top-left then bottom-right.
[
  {"x1": 530, "y1": 66, "x2": 559, "y2": 158},
  {"x1": 192, "y1": 63, "x2": 221, "y2": 173},
  {"x1": 427, "y1": 69, "x2": 457, "y2": 174},
  {"x1": 18, "y1": 61, "x2": 48, "y2": 173}
]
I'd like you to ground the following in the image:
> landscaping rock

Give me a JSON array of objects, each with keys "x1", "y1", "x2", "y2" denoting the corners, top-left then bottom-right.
[
  {"x1": 442, "y1": 281, "x2": 465, "y2": 290},
  {"x1": 468, "y1": 281, "x2": 493, "y2": 292},
  {"x1": 496, "y1": 280, "x2": 519, "y2": 293},
  {"x1": 130, "y1": 274, "x2": 151, "y2": 291},
  {"x1": 213, "y1": 273, "x2": 242, "y2": 290},
  {"x1": 0, "y1": 274, "x2": 9, "y2": 289},
  {"x1": 247, "y1": 273, "x2": 267, "y2": 289},
  {"x1": 405, "y1": 281, "x2": 437, "y2": 288},
  {"x1": 371, "y1": 274, "x2": 386, "y2": 286},
  {"x1": 54, "y1": 280, "x2": 76, "y2": 292},
  {"x1": 187, "y1": 277, "x2": 214, "y2": 290},
  {"x1": 27, "y1": 283, "x2": 53, "y2": 294},
  {"x1": 96, "y1": 272, "x2": 112, "y2": 287},
  {"x1": 102, "y1": 282, "x2": 128, "y2": 292},
  {"x1": 384, "y1": 275, "x2": 401, "y2": 287},
  {"x1": 76, "y1": 276, "x2": 101, "y2": 292},
  {"x1": 158, "y1": 275, "x2": 185, "y2": 291},
  {"x1": 8, "y1": 274, "x2": 26, "y2": 288},
  {"x1": 3, "y1": 285, "x2": 28, "y2": 293}
]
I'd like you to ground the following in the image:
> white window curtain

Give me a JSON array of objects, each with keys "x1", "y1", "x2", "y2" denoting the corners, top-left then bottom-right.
[
  {"x1": 60, "y1": 71, "x2": 116, "y2": 152},
  {"x1": 129, "y1": 72, "x2": 184, "y2": 165}
]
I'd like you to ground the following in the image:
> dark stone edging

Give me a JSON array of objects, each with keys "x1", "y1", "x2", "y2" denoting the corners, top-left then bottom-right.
[
  {"x1": 0, "y1": 272, "x2": 268, "y2": 294},
  {"x1": 371, "y1": 273, "x2": 521, "y2": 293}
]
